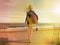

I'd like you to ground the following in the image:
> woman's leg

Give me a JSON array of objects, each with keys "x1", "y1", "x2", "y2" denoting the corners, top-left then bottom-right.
[{"x1": 28, "y1": 25, "x2": 33, "y2": 42}]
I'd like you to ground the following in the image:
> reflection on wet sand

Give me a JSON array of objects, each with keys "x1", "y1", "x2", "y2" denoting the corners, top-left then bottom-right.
[{"x1": 0, "y1": 23, "x2": 60, "y2": 45}]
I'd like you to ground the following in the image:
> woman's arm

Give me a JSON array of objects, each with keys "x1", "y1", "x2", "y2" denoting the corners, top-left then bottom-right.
[{"x1": 25, "y1": 14, "x2": 29, "y2": 24}]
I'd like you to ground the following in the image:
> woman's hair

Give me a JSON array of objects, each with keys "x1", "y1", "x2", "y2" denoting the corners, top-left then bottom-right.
[{"x1": 24, "y1": 5, "x2": 33, "y2": 11}]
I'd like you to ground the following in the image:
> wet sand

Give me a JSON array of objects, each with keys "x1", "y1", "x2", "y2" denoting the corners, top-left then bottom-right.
[{"x1": 0, "y1": 27, "x2": 60, "y2": 45}]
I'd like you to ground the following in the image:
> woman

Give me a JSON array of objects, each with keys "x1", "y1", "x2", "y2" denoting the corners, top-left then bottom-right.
[{"x1": 25, "y1": 5, "x2": 38, "y2": 42}]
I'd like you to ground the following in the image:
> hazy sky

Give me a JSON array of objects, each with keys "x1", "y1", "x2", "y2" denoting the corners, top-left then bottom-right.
[{"x1": 0, "y1": 0, "x2": 60, "y2": 23}]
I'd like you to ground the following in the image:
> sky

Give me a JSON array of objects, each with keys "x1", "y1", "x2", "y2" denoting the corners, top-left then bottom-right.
[{"x1": 0, "y1": 0, "x2": 60, "y2": 23}]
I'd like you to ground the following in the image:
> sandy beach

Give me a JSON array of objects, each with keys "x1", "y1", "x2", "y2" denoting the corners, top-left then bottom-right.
[{"x1": 0, "y1": 25, "x2": 60, "y2": 45}]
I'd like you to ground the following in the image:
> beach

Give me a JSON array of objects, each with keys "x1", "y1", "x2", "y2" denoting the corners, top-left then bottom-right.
[{"x1": 0, "y1": 24, "x2": 60, "y2": 45}]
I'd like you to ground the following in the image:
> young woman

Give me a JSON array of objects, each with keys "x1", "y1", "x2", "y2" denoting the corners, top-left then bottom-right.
[{"x1": 25, "y1": 5, "x2": 38, "y2": 42}]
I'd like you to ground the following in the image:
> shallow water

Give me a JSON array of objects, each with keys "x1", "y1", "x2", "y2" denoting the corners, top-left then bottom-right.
[{"x1": 0, "y1": 25, "x2": 60, "y2": 45}]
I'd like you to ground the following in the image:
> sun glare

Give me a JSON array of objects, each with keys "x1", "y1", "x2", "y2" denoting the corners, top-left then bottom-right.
[{"x1": 53, "y1": 3, "x2": 60, "y2": 14}]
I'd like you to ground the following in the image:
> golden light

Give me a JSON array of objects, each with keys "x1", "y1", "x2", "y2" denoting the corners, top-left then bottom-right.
[{"x1": 53, "y1": 3, "x2": 60, "y2": 14}]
